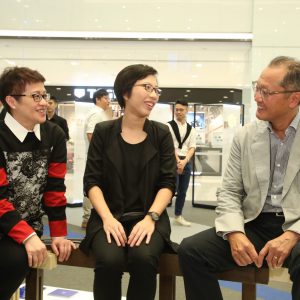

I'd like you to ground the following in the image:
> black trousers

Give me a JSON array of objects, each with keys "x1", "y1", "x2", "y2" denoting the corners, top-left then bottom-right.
[
  {"x1": 178, "y1": 213, "x2": 300, "y2": 300},
  {"x1": 0, "y1": 236, "x2": 30, "y2": 300},
  {"x1": 90, "y1": 219, "x2": 165, "y2": 300}
]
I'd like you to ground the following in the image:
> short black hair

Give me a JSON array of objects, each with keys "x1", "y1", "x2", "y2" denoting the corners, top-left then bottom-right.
[
  {"x1": 175, "y1": 99, "x2": 188, "y2": 107},
  {"x1": 93, "y1": 89, "x2": 109, "y2": 104},
  {"x1": 50, "y1": 95, "x2": 58, "y2": 103},
  {"x1": 0, "y1": 66, "x2": 45, "y2": 113},
  {"x1": 114, "y1": 64, "x2": 158, "y2": 108}
]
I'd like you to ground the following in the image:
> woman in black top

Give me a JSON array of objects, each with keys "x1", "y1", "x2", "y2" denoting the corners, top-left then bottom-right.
[{"x1": 81, "y1": 64, "x2": 177, "y2": 300}]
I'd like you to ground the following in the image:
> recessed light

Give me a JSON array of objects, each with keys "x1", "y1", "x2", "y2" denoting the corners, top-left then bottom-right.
[
  {"x1": 230, "y1": 90, "x2": 234, "y2": 93},
  {"x1": 56, "y1": 87, "x2": 61, "y2": 90},
  {"x1": 186, "y1": 90, "x2": 191, "y2": 92},
  {"x1": 223, "y1": 96, "x2": 228, "y2": 99}
]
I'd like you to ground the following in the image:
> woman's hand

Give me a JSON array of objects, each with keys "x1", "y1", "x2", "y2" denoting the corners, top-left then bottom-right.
[
  {"x1": 51, "y1": 237, "x2": 76, "y2": 262},
  {"x1": 24, "y1": 235, "x2": 48, "y2": 267},
  {"x1": 103, "y1": 216, "x2": 127, "y2": 247},
  {"x1": 127, "y1": 216, "x2": 155, "y2": 247}
]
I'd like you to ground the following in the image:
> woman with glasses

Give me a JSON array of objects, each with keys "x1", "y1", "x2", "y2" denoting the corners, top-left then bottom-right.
[
  {"x1": 80, "y1": 64, "x2": 177, "y2": 300},
  {"x1": 0, "y1": 66, "x2": 75, "y2": 300}
]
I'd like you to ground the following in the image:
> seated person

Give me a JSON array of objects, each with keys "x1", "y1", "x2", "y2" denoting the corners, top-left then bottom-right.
[
  {"x1": 178, "y1": 56, "x2": 300, "y2": 300},
  {"x1": 0, "y1": 66, "x2": 75, "y2": 300},
  {"x1": 80, "y1": 64, "x2": 177, "y2": 300}
]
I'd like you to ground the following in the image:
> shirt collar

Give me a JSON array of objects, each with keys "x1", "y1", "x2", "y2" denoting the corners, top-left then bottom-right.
[
  {"x1": 175, "y1": 118, "x2": 186, "y2": 126},
  {"x1": 4, "y1": 112, "x2": 41, "y2": 142},
  {"x1": 267, "y1": 110, "x2": 300, "y2": 133}
]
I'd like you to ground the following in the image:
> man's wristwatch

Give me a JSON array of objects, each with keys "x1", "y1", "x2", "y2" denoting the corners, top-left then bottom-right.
[{"x1": 147, "y1": 211, "x2": 160, "y2": 222}]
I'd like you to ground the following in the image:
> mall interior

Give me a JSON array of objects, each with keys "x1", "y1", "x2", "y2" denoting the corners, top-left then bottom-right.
[{"x1": 1, "y1": 0, "x2": 299, "y2": 299}]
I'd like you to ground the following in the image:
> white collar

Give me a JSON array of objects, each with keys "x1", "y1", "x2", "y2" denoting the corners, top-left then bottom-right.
[{"x1": 4, "y1": 112, "x2": 41, "y2": 142}]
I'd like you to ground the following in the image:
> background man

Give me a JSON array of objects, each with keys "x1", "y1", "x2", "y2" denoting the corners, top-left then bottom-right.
[
  {"x1": 0, "y1": 101, "x2": 6, "y2": 120},
  {"x1": 167, "y1": 100, "x2": 196, "y2": 226},
  {"x1": 81, "y1": 88, "x2": 111, "y2": 228},
  {"x1": 178, "y1": 56, "x2": 300, "y2": 300},
  {"x1": 47, "y1": 95, "x2": 70, "y2": 140}
]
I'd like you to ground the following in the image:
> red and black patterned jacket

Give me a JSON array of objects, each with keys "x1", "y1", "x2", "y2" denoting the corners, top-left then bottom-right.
[{"x1": 0, "y1": 120, "x2": 67, "y2": 243}]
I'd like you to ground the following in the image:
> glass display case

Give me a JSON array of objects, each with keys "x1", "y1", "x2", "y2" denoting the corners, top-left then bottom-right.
[{"x1": 190, "y1": 104, "x2": 244, "y2": 208}]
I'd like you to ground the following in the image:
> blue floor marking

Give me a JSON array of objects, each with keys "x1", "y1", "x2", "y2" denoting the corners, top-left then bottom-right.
[
  {"x1": 42, "y1": 225, "x2": 85, "y2": 239},
  {"x1": 219, "y1": 280, "x2": 291, "y2": 300}
]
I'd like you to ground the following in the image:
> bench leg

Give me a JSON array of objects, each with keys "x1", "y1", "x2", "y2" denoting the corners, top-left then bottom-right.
[
  {"x1": 242, "y1": 282, "x2": 256, "y2": 300},
  {"x1": 159, "y1": 274, "x2": 176, "y2": 300},
  {"x1": 25, "y1": 268, "x2": 44, "y2": 300}
]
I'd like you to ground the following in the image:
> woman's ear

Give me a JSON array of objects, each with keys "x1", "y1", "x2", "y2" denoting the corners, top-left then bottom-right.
[{"x1": 5, "y1": 95, "x2": 17, "y2": 109}]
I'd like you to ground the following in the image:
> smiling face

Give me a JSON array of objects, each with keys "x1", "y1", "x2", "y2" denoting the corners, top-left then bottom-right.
[
  {"x1": 123, "y1": 75, "x2": 159, "y2": 118},
  {"x1": 7, "y1": 82, "x2": 49, "y2": 130},
  {"x1": 254, "y1": 65, "x2": 297, "y2": 126}
]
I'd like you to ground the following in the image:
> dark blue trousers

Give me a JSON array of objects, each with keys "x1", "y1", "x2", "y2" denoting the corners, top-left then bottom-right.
[{"x1": 175, "y1": 161, "x2": 191, "y2": 216}]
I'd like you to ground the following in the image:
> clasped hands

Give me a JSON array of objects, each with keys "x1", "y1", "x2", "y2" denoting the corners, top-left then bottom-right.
[
  {"x1": 24, "y1": 234, "x2": 76, "y2": 268},
  {"x1": 227, "y1": 231, "x2": 299, "y2": 269},
  {"x1": 177, "y1": 158, "x2": 188, "y2": 174},
  {"x1": 103, "y1": 216, "x2": 155, "y2": 247}
]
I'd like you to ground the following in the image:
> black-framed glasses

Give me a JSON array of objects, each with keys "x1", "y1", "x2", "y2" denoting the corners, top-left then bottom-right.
[
  {"x1": 10, "y1": 93, "x2": 51, "y2": 102},
  {"x1": 134, "y1": 84, "x2": 162, "y2": 96},
  {"x1": 252, "y1": 81, "x2": 300, "y2": 99}
]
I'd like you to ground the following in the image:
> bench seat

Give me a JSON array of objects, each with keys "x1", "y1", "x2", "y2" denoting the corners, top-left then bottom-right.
[{"x1": 23, "y1": 246, "x2": 290, "y2": 300}]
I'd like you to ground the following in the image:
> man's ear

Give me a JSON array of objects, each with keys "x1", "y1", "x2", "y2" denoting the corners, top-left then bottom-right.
[
  {"x1": 289, "y1": 92, "x2": 300, "y2": 108},
  {"x1": 5, "y1": 95, "x2": 17, "y2": 109}
]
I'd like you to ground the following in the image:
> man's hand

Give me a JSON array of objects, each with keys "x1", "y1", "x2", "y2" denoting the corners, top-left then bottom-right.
[
  {"x1": 127, "y1": 216, "x2": 155, "y2": 247},
  {"x1": 257, "y1": 231, "x2": 300, "y2": 268},
  {"x1": 24, "y1": 235, "x2": 48, "y2": 267},
  {"x1": 103, "y1": 216, "x2": 127, "y2": 247},
  {"x1": 51, "y1": 237, "x2": 76, "y2": 262},
  {"x1": 177, "y1": 159, "x2": 187, "y2": 174},
  {"x1": 227, "y1": 232, "x2": 259, "y2": 266}
]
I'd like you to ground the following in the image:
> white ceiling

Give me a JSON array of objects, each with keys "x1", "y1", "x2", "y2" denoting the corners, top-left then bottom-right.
[
  {"x1": 0, "y1": 39, "x2": 251, "y2": 87},
  {"x1": 0, "y1": 0, "x2": 253, "y2": 33},
  {"x1": 0, "y1": 0, "x2": 257, "y2": 88}
]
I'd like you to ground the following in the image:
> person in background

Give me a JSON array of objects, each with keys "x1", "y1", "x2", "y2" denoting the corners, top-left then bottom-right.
[
  {"x1": 167, "y1": 100, "x2": 196, "y2": 226},
  {"x1": 0, "y1": 100, "x2": 6, "y2": 120},
  {"x1": 81, "y1": 88, "x2": 111, "y2": 228},
  {"x1": 80, "y1": 64, "x2": 177, "y2": 300},
  {"x1": 178, "y1": 56, "x2": 300, "y2": 300},
  {"x1": 47, "y1": 95, "x2": 70, "y2": 140},
  {"x1": 0, "y1": 66, "x2": 76, "y2": 300}
]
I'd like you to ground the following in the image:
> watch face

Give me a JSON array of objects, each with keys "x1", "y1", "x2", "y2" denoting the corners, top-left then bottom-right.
[{"x1": 150, "y1": 212, "x2": 159, "y2": 221}]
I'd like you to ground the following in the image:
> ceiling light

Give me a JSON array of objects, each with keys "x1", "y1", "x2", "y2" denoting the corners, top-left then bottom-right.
[{"x1": 0, "y1": 30, "x2": 253, "y2": 41}]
